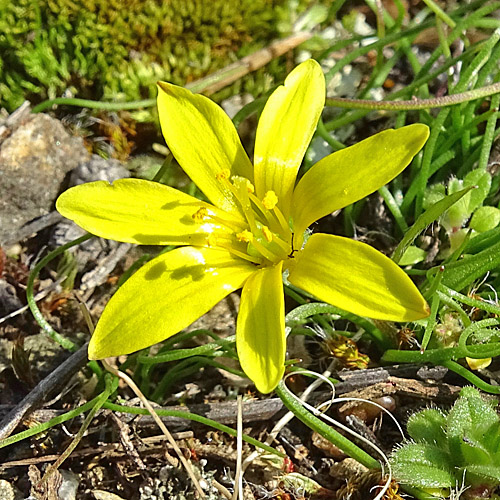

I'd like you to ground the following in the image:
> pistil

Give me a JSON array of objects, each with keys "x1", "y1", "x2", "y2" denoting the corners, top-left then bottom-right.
[{"x1": 207, "y1": 233, "x2": 263, "y2": 265}]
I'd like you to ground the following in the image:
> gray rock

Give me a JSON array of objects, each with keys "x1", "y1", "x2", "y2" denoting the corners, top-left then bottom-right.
[
  {"x1": 0, "y1": 110, "x2": 90, "y2": 245},
  {"x1": 69, "y1": 154, "x2": 129, "y2": 186},
  {"x1": 0, "y1": 279, "x2": 22, "y2": 316},
  {"x1": 0, "y1": 479, "x2": 22, "y2": 500},
  {"x1": 0, "y1": 103, "x2": 130, "y2": 253},
  {"x1": 57, "y1": 470, "x2": 79, "y2": 500}
]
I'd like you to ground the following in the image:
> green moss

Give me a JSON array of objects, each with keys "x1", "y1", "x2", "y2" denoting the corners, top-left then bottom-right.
[{"x1": 0, "y1": 0, "x2": 316, "y2": 112}]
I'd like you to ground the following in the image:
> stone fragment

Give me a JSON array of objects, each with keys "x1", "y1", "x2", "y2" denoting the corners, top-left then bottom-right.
[
  {"x1": 0, "y1": 110, "x2": 90, "y2": 244},
  {"x1": 0, "y1": 479, "x2": 22, "y2": 500},
  {"x1": 57, "y1": 470, "x2": 79, "y2": 500},
  {"x1": 0, "y1": 279, "x2": 22, "y2": 317}
]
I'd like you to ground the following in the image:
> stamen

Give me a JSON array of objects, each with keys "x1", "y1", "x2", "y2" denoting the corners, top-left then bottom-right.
[
  {"x1": 215, "y1": 169, "x2": 231, "y2": 181},
  {"x1": 241, "y1": 178, "x2": 255, "y2": 194},
  {"x1": 210, "y1": 215, "x2": 246, "y2": 232},
  {"x1": 262, "y1": 191, "x2": 278, "y2": 210},
  {"x1": 208, "y1": 232, "x2": 262, "y2": 264},
  {"x1": 225, "y1": 248, "x2": 263, "y2": 265},
  {"x1": 210, "y1": 171, "x2": 292, "y2": 265},
  {"x1": 192, "y1": 207, "x2": 246, "y2": 232},
  {"x1": 261, "y1": 226, "x2": 273, "y2": 243},
  {"x1": 269, "y1": 233, "x2": 291, "y2": 255},
  {"x1": 248, "y1": 223, "x2": 290, "y2": 260},
  {"x1": 272, "y1": 203, "x2": 292, "y2": 240},
  {"x1": 206, "y1": 234, "x2": 219, "y2": 247},
  {"x1": 192, "y1": 207, "x2": 209, "y2": 221},
  {"x1": 215, "y1": 170, "x2": 245, "y2": 214},
  {"x1": 239, "y1": 231, "x2": 280, "y2": 263},
  {"x1": 236, "y1": 230, "x2": 253, "y2": 243},
  {"x1": 233, "y1": 177, "x2": 257, "y2": 232},
  {"x1": 248, "y1": 192, "x2": 281, "y2": 233}
]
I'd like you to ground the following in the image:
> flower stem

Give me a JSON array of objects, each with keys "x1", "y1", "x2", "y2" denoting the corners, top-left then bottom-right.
[
  {"x1": 27, "y1": 233, "x2": 93, "y2": 351},
  {"x1": 275, "y1": 382, "x2": 380, "y2": 469},
  {"x1": 441, "y1": 360, "x2": 500, "y2": 394},
  {"x1": 325, "y1": 82, "x2": 500, "y2": 110}
]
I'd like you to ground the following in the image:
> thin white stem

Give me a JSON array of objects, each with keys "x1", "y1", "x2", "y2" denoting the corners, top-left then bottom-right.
[
  {"x1": 231, "y1": 395, "x2": 244, "y2": 500},
  {"x1": 241, "y1": 360, "x2": 336, "y2": 472}
]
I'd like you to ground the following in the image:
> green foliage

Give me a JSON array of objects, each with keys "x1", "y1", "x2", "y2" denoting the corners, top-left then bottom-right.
[
  {"x1": 424, "y1": 170, "x2": 492, "y2": 233},
  {"x1": 391, "y1": 387, "x2": 500, "y2": 499},
  {"x1": 393, "y1": 186, "x2": 474, "y2": 264},
  {"x1": 56, "y1": 249, "x2": 78, "y2": 290},
  {"x1": 423, "y1": 170, "x2": 499, "y2": 255},
  {"x1": 0, "y1": 0, "x2": 315, "y2": 111}
]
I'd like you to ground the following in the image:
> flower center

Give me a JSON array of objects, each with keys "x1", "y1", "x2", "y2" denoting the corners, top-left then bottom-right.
[{"x1": 192, "y1": 170, "x2": 293, "y2": 266}]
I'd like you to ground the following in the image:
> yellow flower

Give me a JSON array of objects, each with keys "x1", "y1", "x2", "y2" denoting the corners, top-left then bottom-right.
[{"x1": 56, "y1": 60, "x2": 430, "y2": 393}]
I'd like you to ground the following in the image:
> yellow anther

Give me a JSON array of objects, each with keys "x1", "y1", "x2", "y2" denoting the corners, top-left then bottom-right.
[
  {"x1": 216, "y1": 168, "x2": 231, "y2": 181},
  {"x1": 236, "y1": 230, "x2": 253, "y2": 243},
  {"x1": 192, "y1": 207, "x2": 208, "y2": 221},
  {"x1": 231, "y1": 175, "x2": 254, "y2": 194},
  {"x1": 261, "y1": 226, "x2": 273, "y2": 243},
  {"x1": 245, "y1": 179, "x2": 255, "y2": 194},
  {"x1": 262, "y1": 191, "x2": 278, "y2": 210}
]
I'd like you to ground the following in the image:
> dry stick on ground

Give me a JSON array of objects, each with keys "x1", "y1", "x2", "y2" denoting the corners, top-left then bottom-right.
[
  {"x1": 0, "y1": 432, "x2": 196, "y2": 470},
  {"x1": 0, "y1": 365, "x2": 458, "y2": 439},
  {"x1": 100, "y1": 358, "x2": 242, "y2": 500},
  {"x1": 194, "y1": 32, "x2": 311, "y2": 95},
  {"x1": 232, "y1": 395, "x2": 244, "y2": 500},
  {"x1": 0, "y1": 341, "x2": 89, "y2": 440}
]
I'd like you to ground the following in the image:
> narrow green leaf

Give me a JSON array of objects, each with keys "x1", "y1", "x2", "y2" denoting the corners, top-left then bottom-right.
[
  {"x1": 275, "y1": 382, "x2": 380, "y2": 469},
  {"x1": 464, "y1": 226, "x2": 500, "y2": 254},
  {"x1": 442, "y1": 238, "x2": 500, "y2": 290},
  {"x1": 421, "y1": 267, "x2": 444, "y2": 351},
  {"x1": 285, "y1": 303, "x2": 340, "y2": 326}
]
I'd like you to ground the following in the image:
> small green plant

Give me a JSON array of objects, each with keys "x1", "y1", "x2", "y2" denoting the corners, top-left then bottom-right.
[
  {"x1": 391, "y1": 386, "x2": 500, "y2": 499},
  {"x1": 423, "y1": 170, "x2": 500, "y2": 255}
]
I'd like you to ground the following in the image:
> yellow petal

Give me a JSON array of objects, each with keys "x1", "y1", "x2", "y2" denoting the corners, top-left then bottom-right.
[
  {"x1": 466, "y1": 357, "x2": 492, "y2": 370},
  {"x1": 88, "y1": 246, "x2": 256, "y2": 359},
  {"x1": 254, "y1": 59, "x2": 325, "y2": 217},
  {"x1": 288, "y1": 233, "x2": 430, "y2": 321},
  {"x1": 157, "y1": 82, "x2": 253, "y2": 216},
  {"x1": 236, "y1": 262, "x2": 285, "y2": 393},
  {"x1": 291, "y1": 124, "x2": 429, "y2": 240},
  {"x1": 56, "y1": 178, "x2": 240, "y2": 245}
]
